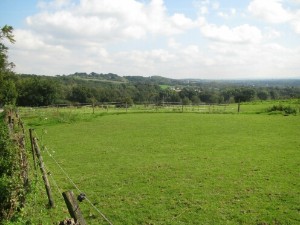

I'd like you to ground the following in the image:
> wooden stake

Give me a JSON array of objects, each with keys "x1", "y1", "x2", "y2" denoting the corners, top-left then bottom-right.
[
  {"x1": 33, "y1": 137, "x2": 55, "y2": 208},
  {"x1": 29, "y1": 129, "x2": 37, "y2": 171},
  {"x1": 62, "y1": 191, "x2": 87, "y2": 225}
]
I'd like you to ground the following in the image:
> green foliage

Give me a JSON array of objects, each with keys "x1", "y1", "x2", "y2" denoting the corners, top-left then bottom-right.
[
  {"x1": 267, "y1": 104, "x2": 298, "y2": 115},
  {"x1": 16, "y1": 77, "x2": 59, "y2": 106},
  {"x1": 0, "y1": 25, "x2": 17, "y2": 107},
  {"x1": 68, "y1": 85, "x2": 93, "y2": 103},
  {"x1": 0, "y1": 79, "x2": 17, "y2": 105},
  {"x1": 9, "y1": 72, "x2": 300, "y2": 107},
  {"x1": 0, "y1": 25, "x2": 15, "y2": 73},
  {"x1": 0, "y1": 113, "x2": 23, "y2": 222},
  {"x1": 0, "y1": 26, "x2": 15, "y2": 44},
  {"x1": 257, "y1": 90, "x2": 269, "y2": 100},
  {"x1": 234, "y1": 88, "x2": 256, "y2": 102}
]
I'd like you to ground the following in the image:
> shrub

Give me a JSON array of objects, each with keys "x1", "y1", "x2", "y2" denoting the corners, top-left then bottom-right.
[
  {"x1": 267, "y1": 105, "x2": 297, "y2": 115},
  {"x1": 0, "y1": 112, "x2": 25, "y2": 223}
]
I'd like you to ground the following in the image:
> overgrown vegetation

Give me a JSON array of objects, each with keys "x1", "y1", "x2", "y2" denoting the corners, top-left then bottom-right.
[
  {"x1": 0, "y1": 111, "x2": 24, "y2": 224},
  {"x1": 267, "y1": 104, "x2": 298, "y2": 115}
]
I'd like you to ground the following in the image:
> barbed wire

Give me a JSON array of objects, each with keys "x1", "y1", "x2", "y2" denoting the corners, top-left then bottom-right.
[
  {"x1": 34, "y1": 130, "x2": 113, "y2": 225},
  {"x1": 43, "y1": 162, "x2": 64, "y2": 199}
]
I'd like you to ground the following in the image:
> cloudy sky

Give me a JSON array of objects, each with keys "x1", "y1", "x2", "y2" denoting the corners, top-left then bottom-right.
[{"x1": 1, "y1": 0, "x2": 300, "y2": 79}]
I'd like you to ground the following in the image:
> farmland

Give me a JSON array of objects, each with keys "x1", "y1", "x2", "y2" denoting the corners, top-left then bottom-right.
[{"x1": 18, "y1": 101, "x2": 300, "y2": 224}]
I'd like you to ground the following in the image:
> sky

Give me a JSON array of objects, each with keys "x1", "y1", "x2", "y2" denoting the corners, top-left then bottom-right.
[{"x1": 1, "y1": 0, "x2": 300, "y2": 79}]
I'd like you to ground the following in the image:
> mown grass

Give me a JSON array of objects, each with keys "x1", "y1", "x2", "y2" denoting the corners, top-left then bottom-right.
[{"x1": 19, "y1": 106, "x2": 300, "y2": 224}]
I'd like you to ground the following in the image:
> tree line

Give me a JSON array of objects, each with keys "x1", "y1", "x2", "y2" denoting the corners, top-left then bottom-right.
[
  {"x1": 1, "y1": 25, "x2": 300, "y2": 107},
  {"x1": 0, "y1": 73, "x2": 298, "y2": 107}
]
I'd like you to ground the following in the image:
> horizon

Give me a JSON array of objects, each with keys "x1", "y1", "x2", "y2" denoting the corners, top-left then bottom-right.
[
  {"x1": 17, "y1": 71, "x2": 300, "y2": 81},
  {"x1": 1, "y1": 0, "x2": 300, "y2": 79}
]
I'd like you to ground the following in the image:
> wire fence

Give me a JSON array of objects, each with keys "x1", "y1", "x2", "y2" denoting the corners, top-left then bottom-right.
[
  {"x1": 32, "y1": 130, "x2": 114, "y2": 225},
  {"x1": 18, "y1": 102, "x2": 238, "y2": 117}
]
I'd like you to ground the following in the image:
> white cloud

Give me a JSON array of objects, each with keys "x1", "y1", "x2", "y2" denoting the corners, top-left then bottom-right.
[
  {"x1": 217, "y1": 8, "x2": 236, "y2": 19},
  {"x1": 265, "y1": 27, "x2": 281, "y2": 39},
  {"x1": 290, "y1": 11, "x2": 300, "y2": 34},
  {"x1": 248, "y1": 0, "x2": 300, "y2": 35},
  {"x1": 212, "y1": 2, "x2": 220, "y2": 10},
  {"x1": 27, "y1": 0, "x2": 197, "y2": 43},
  {"x1": 7, "y1": 0, "x2": 300, "y2": 79},
  {"x1": 199, "y1": 18, "x2": 263, "y2": 44},
  {"x1": 205, "y1": 41, "x2": 300, "y2": 78},
  {"x1": 200, "y1": 6, "x2": 209, "y2": 15},
  {"x1": 291, "y1": 0, "x2": 300, "y2": 4},
  {"x1": 170, "y1": 13, "x2": 197, "y2": 30},
  {"x1": 167, "y1": 38, "x2": 181, "y2": 49},
  {"x1": 248, "y1": 0, "x2": 293, "y2": 24}
]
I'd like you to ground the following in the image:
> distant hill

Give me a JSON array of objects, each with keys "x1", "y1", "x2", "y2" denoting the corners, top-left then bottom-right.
[
  {"x1": 66, "y1": 72, "x2": 300, "y2": 88},
  {"x1": 180, "y1": 78, "x2": 300, "y2": 87},
  {"x1": 68, "y1": 72, "x2": 182, "y2": 85},
  {"x1": 23, "y1": 72, "x2": 300, "y2": 87},
  {"x1": 68, "y1": 72, "x2": 128, "y2": 83},
  {"x1": 124, "y1": 75, "x2": 181, "y2": 85}
]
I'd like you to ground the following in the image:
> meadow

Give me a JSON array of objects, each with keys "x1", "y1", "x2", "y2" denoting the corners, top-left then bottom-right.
[{"x1": 19, "y1": 101, "x2": 300, "y2": 225}]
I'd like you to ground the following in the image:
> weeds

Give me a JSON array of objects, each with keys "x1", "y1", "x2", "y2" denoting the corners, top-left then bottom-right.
[
  {"x1": 0, "y1": 113, "x2": 24, "y2": 223},
  {"x1": 267, "y1": 104, "x2": 298, "y2": 115}
]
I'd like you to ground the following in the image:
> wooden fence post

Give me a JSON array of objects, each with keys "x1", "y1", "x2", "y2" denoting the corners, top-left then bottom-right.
[
  {"x1": 29, "y1": 129, "x2": 37, "y2": 171},
  {"x1": 62, "y1": 191, "x2": 87, "y2": 225},
  {"x1": 19, "y1": 134, "x2": 29, "y2": 190},
  {"x1": 33, "y1": 137, "x2": 55, "y2": 208}
]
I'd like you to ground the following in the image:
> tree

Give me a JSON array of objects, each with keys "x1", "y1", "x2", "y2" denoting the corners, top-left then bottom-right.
[
  {"x1": 182, "y1": 97, "x2": 191, "y2": 105},
  {"x1": 257, "y1": 90, "x2": 269, "y2": 100},
  {"x1": 0, "y1": 25, "x2": 15, "y2": 72},
  {"x1": 191, "y1": 95, "x2": 200, "y2": 104},
  {"x1": 68, "y1": 86, "x2": 93, "y2": 103},
  {"x1": 17, "y1": 77, "x2": 58, "y2": 106},
  {"x1": 234, "y1": 88, "x2": 256, "y2": 102},
  {"x1": 0, "y1": 25, "x2": 17, "y2": 106},
  {"x1": 0, "y1": 79, "x2": 17, "y2": 105}
]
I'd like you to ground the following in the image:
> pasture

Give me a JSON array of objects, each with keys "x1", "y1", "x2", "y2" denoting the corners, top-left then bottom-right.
[{"x1": 19, "y1": 102, "x2": 300, "y2": 224}]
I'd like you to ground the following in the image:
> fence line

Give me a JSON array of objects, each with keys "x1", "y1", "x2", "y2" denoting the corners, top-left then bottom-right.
[
  {"x1": 44, "y1": 145, "x2": 114, "y2": 225},
  {"x1": 18, "y1": 102, "x2": 236, "y2": 116},
  {"x1": 33, "y1": 130, "x2": 113, "y2": 225}
]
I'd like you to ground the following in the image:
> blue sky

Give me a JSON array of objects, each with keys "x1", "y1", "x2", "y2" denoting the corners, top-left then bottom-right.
[{"x1": 1, "y1": 0, "x2": 300, "y2": 79}]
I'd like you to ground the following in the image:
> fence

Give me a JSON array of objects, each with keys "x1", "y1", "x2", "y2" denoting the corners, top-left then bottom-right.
[
  {"x1": 28, "y1": 128, "x2": 113, "y2": 225},
  {"x1": 18, "y1": 102, "x2": 239, "y2": 117}
]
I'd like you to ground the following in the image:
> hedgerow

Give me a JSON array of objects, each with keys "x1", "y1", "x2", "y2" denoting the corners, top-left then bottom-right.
[{"x1": 0, "y1": 111, "x2": 24, "y2": 224}]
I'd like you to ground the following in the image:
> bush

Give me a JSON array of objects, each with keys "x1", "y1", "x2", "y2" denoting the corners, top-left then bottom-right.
[
  {"x1": 267, "y1": 105, "x2": 297, "y2": 115},
  {"x1": 0, "y1": 112, "x2": 24, "y2": 223}
]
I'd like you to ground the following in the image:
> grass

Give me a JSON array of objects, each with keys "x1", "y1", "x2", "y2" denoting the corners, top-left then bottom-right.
[
  {"x1": 18, "y1": 103, "x2": 300, "y2": 225},
  {"x1": 159, "y1": 85, "x2": 171, "y2": 89}
]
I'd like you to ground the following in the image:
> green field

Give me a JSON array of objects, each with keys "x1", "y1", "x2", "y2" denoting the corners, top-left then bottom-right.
[{"x1": 18, "y1": 102, "x2": 300, "y2": 225}]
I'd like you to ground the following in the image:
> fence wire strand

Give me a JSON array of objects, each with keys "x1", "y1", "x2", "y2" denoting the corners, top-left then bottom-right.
[{"x1": 34, "y1": 130, "x2": 113, "y2": 225}]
